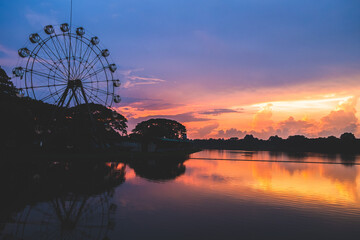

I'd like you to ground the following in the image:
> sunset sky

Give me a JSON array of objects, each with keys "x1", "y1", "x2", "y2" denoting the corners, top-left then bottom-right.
[{"x1": 1, "y1": 0, "x2": 359, "y2": 139}]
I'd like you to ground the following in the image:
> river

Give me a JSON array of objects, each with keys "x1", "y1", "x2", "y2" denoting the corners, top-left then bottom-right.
[{"x1": 1, "y1": 150, "x2": 360, "y2": 239}]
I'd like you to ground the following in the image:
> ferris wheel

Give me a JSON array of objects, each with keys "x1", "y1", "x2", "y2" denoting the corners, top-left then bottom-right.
[{"x1": 12, "y1": 23, "x2": 121, "y2": 108}]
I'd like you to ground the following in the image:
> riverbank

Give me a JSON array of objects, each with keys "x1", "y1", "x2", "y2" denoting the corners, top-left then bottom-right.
[{"x1": 1, "y1": 148, "x2": 201, "y2": 163}]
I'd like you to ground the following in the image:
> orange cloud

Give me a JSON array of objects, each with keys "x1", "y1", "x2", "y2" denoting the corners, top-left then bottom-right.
[
  {"x1": 215, "y1": 97, "x2": 359, "y2": 139},
  {"x1": 319, "y1": 97, "x2": 359, "y2": 136},
  {"x1": 277, "y1": 116, "x2": 317, "y2": 137},
  {"x1": 252, "y1": 103, "x2": 273, "y2": 129}
]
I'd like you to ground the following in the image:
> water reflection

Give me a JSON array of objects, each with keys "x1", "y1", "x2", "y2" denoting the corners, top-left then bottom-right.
[
  {"x1": 128, "y1": 158, "x2": 186, "y2": 182},
  {"x1": 186, "y1": 150, "x2": 360, "y2": 205},
  {"x1": 0, "y1": 161, "x2": 125, "y2": 240},
  {"x1": 191, "y1": 149, "x2": 360, "y2": 165}
]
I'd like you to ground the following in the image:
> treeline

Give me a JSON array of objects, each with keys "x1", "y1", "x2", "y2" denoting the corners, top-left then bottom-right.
[{"x1": 192, "y1": 133, "x2": 360, "y2": 153}]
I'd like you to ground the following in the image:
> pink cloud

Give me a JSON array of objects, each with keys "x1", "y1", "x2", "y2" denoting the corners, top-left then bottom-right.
[
  {"x1": 190, "y1": 123, "x2": 219, "y2": 139},
  {"x1": 121, "y1": 68, "x2": 165, "y2": 88}
]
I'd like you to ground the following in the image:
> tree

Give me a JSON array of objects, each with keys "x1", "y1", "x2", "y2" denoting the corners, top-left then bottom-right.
[
  {"x1": 131, "y1": 118, "x2": 186, "y2": 140},
  {"x1": 243, "y1": 134, "x2": 257, "y2": 142},
  {"x1": 66, "y1": 103, "x2": 127, "y2": 135},
  {"x1": 268, "y1": 135, "x2": 283, "y2": 142},
  {"x1": 340, "y1": 132, "x2": 356, "y2": 141},
  {"x1": 0, "y1": 66, "x2": 17, "y2": 97}
]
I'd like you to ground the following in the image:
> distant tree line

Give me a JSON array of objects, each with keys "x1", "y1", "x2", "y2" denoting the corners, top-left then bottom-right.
[{"x1": 192, "y1": 133, "x2": 360, "y2": 153}]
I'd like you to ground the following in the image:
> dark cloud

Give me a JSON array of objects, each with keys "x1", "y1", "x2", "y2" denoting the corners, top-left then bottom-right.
[
  {"x1": 120, "y1": 97, "x2": 150, "y2": 104},
  {"x1": 217, "y1": 128, "x2": 247, "y2": 138},
  {"x1": 132, "y1": 102, "x2": 183, "y2": 111},
  {"x1": 199, "y1": 108, "x2": 243, "y2": 116},
  {"x1": 121, "y1": 96, "x2": 184, "y2": 111},
  {"x1": 131, "y1": 112, "x2": 211, "y2": 123}
]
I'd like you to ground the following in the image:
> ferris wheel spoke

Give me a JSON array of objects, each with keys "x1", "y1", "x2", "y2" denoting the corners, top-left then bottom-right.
[
  {"x1": 83, "y1": 79, "x2": 109, "y2": 84},
  {"x1": 52, "y1": 35, "x2": 72, "y2": 77},
  {"x1": 38, "y1": 40, "x2": 69, "y2": 77},
  {"x1": 79, "y1": 47, "x2": 102, "y2": 74},
  {"x1": 74, "y1": 57, "x2": 86, "y2": 80},
  {"x1": 28, "y1": 69, "x2": 67, "y2": 83},
  {"x1": 78, "y1": 55, "x2": 102, "y2": 80},
  {"x1": 73, "y1": 36, "x2": 79, "y2": 68},
  {"x1": 62, "y1": 33, "x2": 72, "y2": 78},
  {"x1": 53, "y1": 35, "x2": 68, "y2": 63},
  {"x1": 32, "y1": 55, "x2": 68, "y2": 80},
  {"x1": 25, "y1": 83, "x2": 67, "y2": 89},
  {"x1": 83, "y1": 88, "x2": 96, "y2": 103},
  {"x1": 81, "y1": 67, "x2": 106, "y2": 81},
  {"x1": 77, "y1": 44, "x2": 96, "y2": 78},
  {"x1": 40, "y1": 86, "x2": 67, "y2": 102},
  {"x1": 79, "y1": 43, "x2": 91, "y2": 68},
  {"x1": 74, "y1": 39, "x2": 87, "y2": 78},
  {"x1": 48, "y1": 36, "x2": 71, "y2": 76},
  {"x1": 68, "y1": 35, "x2": 77, "y2": 79},
  {"x1": 83, "y1": 88, "x2": 106, "y2": 105},
  {"x1": 83, "y1": 85, "x2": 111, "y2": 95}
]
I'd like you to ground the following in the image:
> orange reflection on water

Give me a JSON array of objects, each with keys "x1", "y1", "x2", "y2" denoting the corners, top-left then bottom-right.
[{"x1": 177, "y1": 150, "x2": 360, "y2": 208}]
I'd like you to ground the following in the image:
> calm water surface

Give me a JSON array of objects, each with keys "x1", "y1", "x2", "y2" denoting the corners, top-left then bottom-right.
[{"x1": 1, "y1": 150, "x2": 360, "y2": 240}]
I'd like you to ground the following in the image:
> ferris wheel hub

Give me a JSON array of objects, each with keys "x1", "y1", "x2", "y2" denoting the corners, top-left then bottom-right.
[{"x1": 68, "y1": 79, "x2": 82, "y2": 88}]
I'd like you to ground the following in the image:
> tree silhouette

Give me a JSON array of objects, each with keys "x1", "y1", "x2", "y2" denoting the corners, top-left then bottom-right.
[
  {"x1": 131, "y1": 118, "x2": 186, "y2": 140},
  {"x1": 193, "y1": 132, "x2": 360, "y2": 154},
  {"x1": 0, "y1": 66, "x2": 16, "y2": 97},
  {"x1": 340, "y1": 132, "x2": 356, "y2": 141},
  {"x1": 69, "y1": 103, "x2": 128, "y2": 136}
]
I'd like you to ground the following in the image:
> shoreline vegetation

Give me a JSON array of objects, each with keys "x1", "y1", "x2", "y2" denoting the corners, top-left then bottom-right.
[
  {"x1": 192, "y1": 133, "x2": 360, "y2": 154},
  {"x1": 2, "y1": 148, "x2": 200, "y2": 163}
]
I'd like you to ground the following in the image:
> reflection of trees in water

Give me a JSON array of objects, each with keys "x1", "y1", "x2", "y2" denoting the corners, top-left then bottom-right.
[
  {"x1": 128, "y1": 159, "x2": 186, "y2": 182},
  {"x1": 340, "y1": 154, "x2": 356, "y2": 167},
  {"x1": 284, "y1": 152, "x2": 308, "y2": 160},
  {"x1": 0, "y1": 161, "x2": 125, "y2": 240}
]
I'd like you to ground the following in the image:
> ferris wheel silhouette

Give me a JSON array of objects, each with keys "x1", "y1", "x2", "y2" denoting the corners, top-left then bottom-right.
[{"x1": 12, "y1": 23, "x2": 121, "y2": 108}]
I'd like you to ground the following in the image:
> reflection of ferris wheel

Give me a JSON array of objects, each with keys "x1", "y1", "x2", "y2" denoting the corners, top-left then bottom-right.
[
  {"x1": 12, "y1": 23, "x2": 121, "y2": 108},
  {"x1": 1, "y1": 162, "x2": 127, "y2": 240},
  {"x1": 3, "y1": 193, "x2": 116, "y2": 240}
]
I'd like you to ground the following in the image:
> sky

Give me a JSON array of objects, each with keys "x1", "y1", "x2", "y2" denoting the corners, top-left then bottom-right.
[{"x1": 0, "y1": 0, "x2": 359, "y2": 139}]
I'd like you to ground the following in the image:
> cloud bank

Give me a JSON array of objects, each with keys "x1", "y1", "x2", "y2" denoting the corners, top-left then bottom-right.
[{"x1": 213, "y1": 97, "x2": 359, "y2": 139}]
